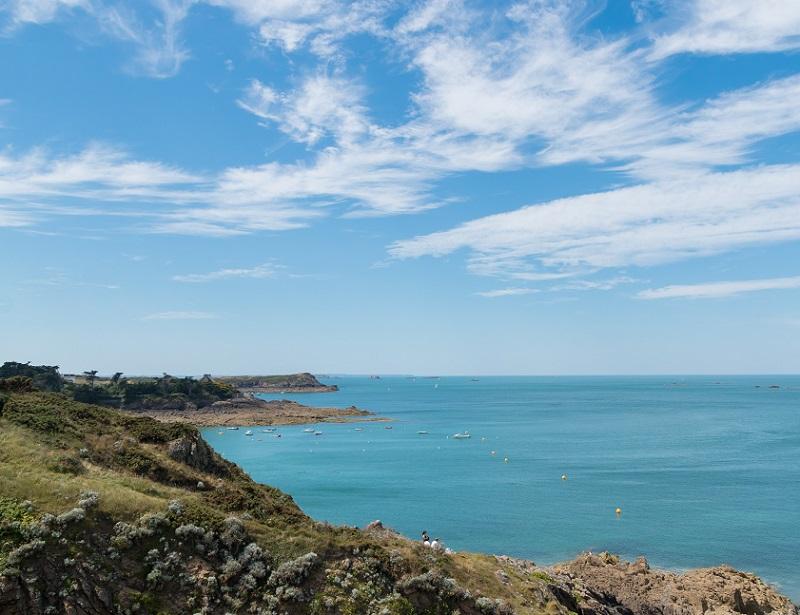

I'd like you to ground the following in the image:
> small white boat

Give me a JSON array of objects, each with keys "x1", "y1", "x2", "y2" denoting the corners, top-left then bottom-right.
[
  {"x1": 262, "y1": 428, "x2": 276, "y2": 433},
  {"x1": 303, "y1": 428, "x2": 315, "y2": 433},
  {"x1": 417, "y1": 430, "x2": 429, "y2": 435},
  {"x1": 452, "y1": 432, "x2": 471, "y2": 439},
  {"x1": 384, "y1": 425, "x2": 393, "y2": 430},
  {"x1": 354, "y1": 427, "x2": 364, "y2": 432},
  {"x1": 244, "y1": 430, "x2": 253, "y2": 436},
  {"x1": 227, "y1": 426, "x2": 239, "y2": 431},
  {"x1": 314, "y1": 431, "x2": 323, "y2": 436}
]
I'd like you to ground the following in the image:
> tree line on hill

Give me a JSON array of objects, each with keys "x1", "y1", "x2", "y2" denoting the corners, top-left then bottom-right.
[{"x1": 0, "y1": 362, "x2": 237, "y2": 410}]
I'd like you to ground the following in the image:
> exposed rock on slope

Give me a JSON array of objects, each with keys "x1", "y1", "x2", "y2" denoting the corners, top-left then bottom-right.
[{"x1": 551, "y1": 552, "x2": 798, "y2": 615}]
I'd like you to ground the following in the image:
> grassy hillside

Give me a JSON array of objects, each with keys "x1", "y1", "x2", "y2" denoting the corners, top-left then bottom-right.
[{"x1": 0, "y1": 392, "x2": 572, "y2": 614}]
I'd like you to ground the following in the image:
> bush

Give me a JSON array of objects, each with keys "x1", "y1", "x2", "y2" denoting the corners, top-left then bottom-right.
[{"x1": 0, "y1": 376, "x2": 34, "y2": 393}]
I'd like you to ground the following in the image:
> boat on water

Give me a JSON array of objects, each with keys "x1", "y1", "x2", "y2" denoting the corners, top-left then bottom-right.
[
  {"x1": 417, "y1": 430, "x2": 429, "y2": 434},
  {"x1": 384, "y1": 425, "x2": 393, "y2": 430},
  {"x1": 354, "y1": 427, "x2": 364, "y2": 431},
  {"x1": 244, "y1": 430, "x2": 253, "y2": 436},
  {"x1": 314, "y1": 431, "x2": 323, "y2": 436},
  {"x1": 303, "y1": 428, "x2": 315, "y2": 433},
  {"x1": 452, "y1": 432, "x2": 471, "y2": 439},
  {"x1": 262, "y1": 428, "x2": 275, "y2": 433},
  {"x1": 227, "y1": 426, "x2": 239, "y2": 431}
]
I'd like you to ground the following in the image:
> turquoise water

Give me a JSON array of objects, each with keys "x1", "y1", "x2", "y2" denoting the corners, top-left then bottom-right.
[{"x1": 202, "y1": 376, "x2": 800, "y2": 601}]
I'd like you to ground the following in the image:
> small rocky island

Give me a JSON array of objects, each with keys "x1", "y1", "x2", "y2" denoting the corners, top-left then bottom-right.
[{"x1": 215, "y1": 372, "x2": 339, "y2": 393}]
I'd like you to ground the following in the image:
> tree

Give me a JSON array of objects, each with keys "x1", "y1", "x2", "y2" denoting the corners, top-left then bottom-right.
[
  {"x1": 83, "y1": 370, "x2": 98, "y2": 388},
  {"x1": 111, "y1": 372, "x2": 124, "y2": 385}
]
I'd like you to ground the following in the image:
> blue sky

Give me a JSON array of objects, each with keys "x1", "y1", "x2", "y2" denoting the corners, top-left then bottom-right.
[{"x1": 1, "y1": 0, "x2": 799, "y2": 375}]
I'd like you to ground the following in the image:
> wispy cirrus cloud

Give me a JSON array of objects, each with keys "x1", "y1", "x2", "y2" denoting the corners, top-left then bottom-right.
[
  {"x1": 95, "y1": 0, "x2": 194, "y2": 78},
  {"x1": 1, "y1": 0, "x2": 87, "y2": 27},
  {"x1": 0, "y1": 143, "x2": 324, "y2": 233},
  {"x1": 142, "y1": 310, "x2": 218, "y2": 320},
  {"x1": 638, "y1": 276, "x2": 800, "y2": 300},
  {"x1": 2, "y1": 0, "x2": 193, "y2": 78},
  {"x1": 476, "y1": 287, "x2": 538, "y2": 298},
  {"x1": 650, "y1": 0, "x2": 800, "y2": 59},
  {"x1": 172, "y1": 262, "x2": 282, "y2": 283},
  {"x1": 390, "y1": 164, "x2": 800, "y2": 278},
  {"x1": 3, "y1": 0, "x2": 800, "y2": 288}
]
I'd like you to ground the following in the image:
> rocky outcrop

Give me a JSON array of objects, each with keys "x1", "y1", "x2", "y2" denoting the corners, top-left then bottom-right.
[
  {"x1": 167, "y1": 433, "x2": 229, "y2": 476},
  {"x1": 550, "y1": 552, "x2": 798, "y2": 615}
]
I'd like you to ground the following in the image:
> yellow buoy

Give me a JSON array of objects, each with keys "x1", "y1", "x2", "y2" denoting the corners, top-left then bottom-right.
[
  {"x1": 615, "y1": 507, "x2": 622, "y2": 515},
  {"x1": 561, "y1": 474, "x2": 568, "y2": 481}
]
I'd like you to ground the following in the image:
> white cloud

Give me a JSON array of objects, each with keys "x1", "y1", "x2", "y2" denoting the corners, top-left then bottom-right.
[
  {"x1": 409, "y1": 3, "x2": 655, "y2": 146},
  {"x1": 476, "y1": 287, "x2": 538, "y2": 298},
  {"x1": 638, "y1": 276, "x2": 800, "y2": 300},
  {"x1": 238, "y1": 75, "x2": 369, "y2": 145},
  {"x1": 2, "y1": 0, "x2": 87, "y2": 26},
  {"x1": 142, "y1": 310, "x2": 218, "y2": 320},
  {"x1": 172, "y1": 262, "x2": 282, "y2": 282},
  {"x1": 3, "y1": 0, "x2": 192, "y2": 78},
  {"x1": 4, "y1": 0, "x2": 800, "y2": 249},
  {"x1": 207, "y1": 0, "x2": 389, "y2": 58},
  {"x1": 555, "y1": 276, "x2": 639, "y2": 291},
  {"x1": 395, "y1": 0, "x2": 463, "y2": 34},
  {"x1": 95, "y1": 0, "x2": 193, "y2": 78},
  {"x1": 390, "y1": 164, "x2": 800, "y2": 277},
  {"x1": 651, "y1": 0, "x2": 800, "y2": 59},
  {"x1": 0, "y1": 143, "x2": 326, "y2": 235},
  {"x1": 0, "y1": 144, "x2": 199, "y2": 204},
  {"x1": 0, "y1": 208, "x2": 33, "y2": 227}
]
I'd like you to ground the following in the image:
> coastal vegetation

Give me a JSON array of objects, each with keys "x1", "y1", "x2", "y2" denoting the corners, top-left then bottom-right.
[
  {"x1": 0, "y1": 363, "x2": 370, "y2": 429},
  {"x1": 0, "y1": 365, "x2": 796, "y2": 614},
  {"x1": 0, "y1": 362, "x2": 238, "y2": 410}
]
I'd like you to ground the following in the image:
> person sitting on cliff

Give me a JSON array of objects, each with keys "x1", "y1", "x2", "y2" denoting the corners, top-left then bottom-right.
[
  {"x1": 421, "y1": 531, "x2": 431, "y2": 546},
  {"x1": 431, "y1": 538, "x2": 443, "y2": 551}
]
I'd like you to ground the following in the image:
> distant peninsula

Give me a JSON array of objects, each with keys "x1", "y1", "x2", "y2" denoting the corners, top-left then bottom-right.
[
  {"x1": 0, "y1": 363, "x2": 367, "y2": 428},
  {"x1": 215, "y1": 372, "x2": 339, "y2": 393}
]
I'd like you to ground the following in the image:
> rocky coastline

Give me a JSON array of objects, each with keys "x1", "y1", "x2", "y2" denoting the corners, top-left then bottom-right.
[{"x1": 121, "y1": 395, "x2": 380, "y2": 427}]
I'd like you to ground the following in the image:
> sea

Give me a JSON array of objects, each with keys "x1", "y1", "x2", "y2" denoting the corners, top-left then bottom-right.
[{"x1": 201, "y1": 375, "x2": 800, "y2": 601}]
